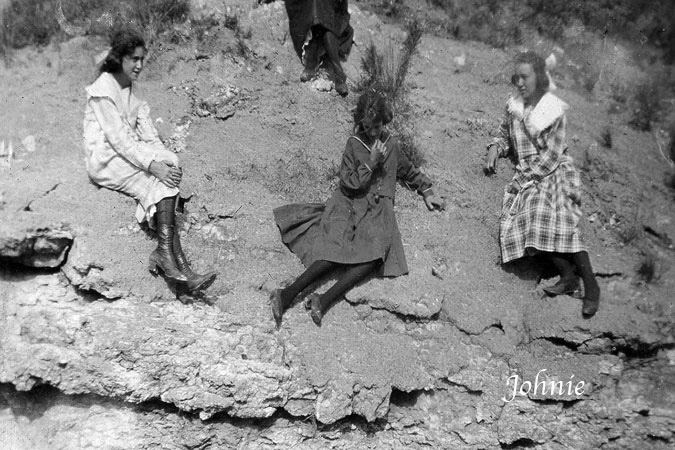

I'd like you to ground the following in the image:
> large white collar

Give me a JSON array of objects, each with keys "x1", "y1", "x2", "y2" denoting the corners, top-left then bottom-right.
[
  {"x1": 85, "y1": 72, "x2": 142, "y2": 113},
  {"x1": 507, "y1": 92, "x2": 568, "y2": 135}
]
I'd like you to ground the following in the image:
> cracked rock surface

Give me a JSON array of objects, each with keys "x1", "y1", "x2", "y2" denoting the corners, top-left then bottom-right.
[{"x1": 1, "y1": 0, "x2": 674, "y2": 449}]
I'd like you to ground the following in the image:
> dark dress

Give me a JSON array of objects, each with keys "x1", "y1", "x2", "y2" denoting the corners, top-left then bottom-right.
[
  {"x1": 273, "y1": 132, "x2": 434, "y2": 277},
  {"x1": 284, "y1": 0, "x2": 353, "y2": 61}
]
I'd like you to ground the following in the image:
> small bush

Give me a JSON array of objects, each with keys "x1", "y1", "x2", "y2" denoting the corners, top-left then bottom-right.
[
  {"x1": 1, "y1": 0, "x2": 59, "y2": 48},
  {"x1": 600, "y1": 127, "x2": 612, "y2": 149},
  {"x1": 666, "y1": 172, "x2": 675, "y2": 191},
  {"x1": 629, "y1": 81, "x2": 663, "y2": 132},
  {"x1": 636, "y1": 253, "x2": 660, "y2": 284},
  {"x1": 356, "y1": 19, "x2": 425, "y2": 165},
  {"x1": 0, "y1": 0, "x2": 190, "y2": 51}
]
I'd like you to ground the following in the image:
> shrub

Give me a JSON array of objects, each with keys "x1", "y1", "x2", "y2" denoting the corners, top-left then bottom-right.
[
  {"x1": 1, "y1": 0, "x2": 59, "y2": 49},
  {"x1": 0, "y1": 0, "x2": 190, "y2": 51},
  {"x1": 600, "y1": 127, "x2": 612, "y2": 149},
  {"x1": 629, "y1": 81, "x2": 663, "y2": 132},
  {"x1": 636, "y1": 252, "x2": 660, "y2": 284},
  {"x1": 356, "y1": 19, "x2": 425, "y2": 165}
]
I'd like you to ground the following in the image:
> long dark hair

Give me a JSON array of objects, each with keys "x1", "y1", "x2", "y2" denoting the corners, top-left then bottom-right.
[
  {"x1": 512, "y1": 51, "x2": 549, "y2": 94},
  {"x1": 353, "y1": 92, "x2": 393, "y2": 133},
  {"x1": 99, "y1": 29, "x2": 146, "y2": 74}
]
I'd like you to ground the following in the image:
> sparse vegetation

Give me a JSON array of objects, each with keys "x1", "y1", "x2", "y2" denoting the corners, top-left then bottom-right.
[
  {"x1": 600, "y1": 127, "x2": 612, "y2": 149},
  {"x1": 1, "y1": 0, "x2": 190, "y2": 51},
  {"x1": 629, "y1": 81, "x2": 663, "y2": 132},
  {"x1": 636, "y1": 252, "x2": 660, "y2": 284},
  {"x1": 356, "y1": 19, "x2": 425, "y2": 165},
  {"x1": 616, "y1": 205, "x2": 641, "y2": 246},
  {"x1": 222, "y1": 12, "x2": 252, "y2": 59}
]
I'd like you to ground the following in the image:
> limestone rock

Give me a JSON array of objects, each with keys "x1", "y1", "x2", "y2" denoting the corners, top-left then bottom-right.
[{"x1": 0, "y1": 223, "x2": 73, "y2": 268}]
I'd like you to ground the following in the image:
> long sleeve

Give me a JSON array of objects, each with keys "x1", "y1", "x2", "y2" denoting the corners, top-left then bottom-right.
[
  {"x1": 513, "y1": 115, "x2": 566, "y2": 187},
  {"x1": 88, "y1": 97, "x2": 157, "y2": 171},
  {"x1": 135, "y1": 101, "x2": 164, "y2": 148},
  {"x1": 397, "y1": 145, "x2": 433, "y2": 197},
  {"x1": 488, "y1": 105, "x2": 512, "y2": 157},
  {"x1": 339, "y1": 139, "x2": 376, "y2": 192}
]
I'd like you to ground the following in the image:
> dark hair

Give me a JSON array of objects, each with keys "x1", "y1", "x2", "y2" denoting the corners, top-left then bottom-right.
[
  {"x1": 354, "y1": 92, "x2": 393, "y2": 132},
  {"x1": 512, "y1": 51, "x2": 549, "y2": 94},
  {"x1": 99, "y1": 29, "x2": 146, "y2": 74}
]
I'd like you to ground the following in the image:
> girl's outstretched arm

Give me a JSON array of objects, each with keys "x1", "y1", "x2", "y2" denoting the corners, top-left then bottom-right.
[{"x1": 396, "y1": 141, "x2": 444, "y2": 210}]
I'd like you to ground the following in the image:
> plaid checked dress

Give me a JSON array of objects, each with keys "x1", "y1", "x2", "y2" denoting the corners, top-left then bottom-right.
[
  {"x1": 490, "y1": 92, "x2": 585, "y2": 263},
  {"x1": 83, "y1": 72, "x2": 179, "y2": 226}
]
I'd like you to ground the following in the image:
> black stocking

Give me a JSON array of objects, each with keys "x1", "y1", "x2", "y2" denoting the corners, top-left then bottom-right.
[
  {"x1": 280, "y1": 260, "x2": 336, "y2": 310},
  {"x1": 548, "y1": 252, "x2": 575, "y2": 280},
  {"x1": 318, "y1": 260, "x2": 380, "y2": 314},
  {"x1": 571, "y1": 251, "x2": 600, "y2": 302}
]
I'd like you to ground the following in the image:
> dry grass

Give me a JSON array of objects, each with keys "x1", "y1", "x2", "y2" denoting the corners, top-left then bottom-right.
[
  {"x1": 1, "y1": 0, "x2": 190, "y2": 52},
  {"x1": 636, "y1": 252, "x2": 660, "y2": 284}
]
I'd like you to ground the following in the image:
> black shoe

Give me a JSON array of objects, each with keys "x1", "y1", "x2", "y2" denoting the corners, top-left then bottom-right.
[
  {"x1": 543, "y1": 277, "x2": 580, "y2": 296},
  {"x1": 300, "y1": 68, "x2": 315, "y2": 82},
  {"x1": 308, "y1": 293, "x2": 322, "y2": 326},
  {"x1": 581, "y1": 282, "x2": 600, "y2": 317},
  {"x1": 270, "y1": 289, "x2": 284, "y2": 327},
  {"x1": 335, "y1": 81, "x2": 348, "y2": 97}
]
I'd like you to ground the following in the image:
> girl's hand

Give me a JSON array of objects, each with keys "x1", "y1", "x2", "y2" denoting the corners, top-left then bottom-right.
[
  {"x1": 424, "y1": 195, "x2": 445, "y2": 211},
  {"x1": 506, "y1": 180, "x2": 520, "y2": 194},
  {"x1": 150, "y1": 160, "x2": 182, "y2": 188},
  {"x1": 484, "y1": 145, "x2": 499, "y2": 175},
  {"x1": 369, "y1": 139, "x2": 387, "y2": 166}
]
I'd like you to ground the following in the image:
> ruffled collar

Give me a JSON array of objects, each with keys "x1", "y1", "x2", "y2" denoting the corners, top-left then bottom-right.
[{"x1": 507, "y1": 92, "x2": 568, "y2": 135}]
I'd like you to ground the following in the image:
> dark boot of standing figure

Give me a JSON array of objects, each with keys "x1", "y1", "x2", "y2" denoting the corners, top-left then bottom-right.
[
  {"x1": 173, "y1": 227, "x2": 217, "y2": 292},
  {"x1": 148, "y1": 196, "x2": 188, "y2": 282},
  {"x1": 323, "y1": 30, "x2": 348, "y2": 96},
  {"x1": 309, "y1": 261, "x2": 379, "y2": 326},
  {"x1": 571, "y1": 251, "x2": 600, "y2": 316},
  {"x1": 543, "y1": 252, "x2": 580, "y2": 296},
  {"x1": 270, "y1": 260, "x2": 336, "y2": 327}
]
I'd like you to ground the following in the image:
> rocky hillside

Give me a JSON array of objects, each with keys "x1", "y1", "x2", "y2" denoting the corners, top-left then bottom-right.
[{"x1": 1, "y1": 1, "x2": 674, "y2": 449}]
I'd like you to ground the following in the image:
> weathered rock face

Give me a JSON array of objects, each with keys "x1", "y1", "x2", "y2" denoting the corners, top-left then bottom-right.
[
  {"x1": 1, "y1": 0, "x2": 675, "y2": 448},
  {"x1": 0, "y1": 223, "x2": 73, "y2": 268}
]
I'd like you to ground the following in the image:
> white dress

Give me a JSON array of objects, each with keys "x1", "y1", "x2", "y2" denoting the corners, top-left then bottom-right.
[{"x1": 83, "y1": 72, "x2": 179, "y2": 225}]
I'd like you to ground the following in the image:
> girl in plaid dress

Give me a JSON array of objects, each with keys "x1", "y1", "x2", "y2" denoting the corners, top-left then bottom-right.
[
  {"x1": 485, "y1": 51, "x2": 600, "y2": 317},
  {"x1": 270, "y1": 92, "x2": 444, "y2": 327},
  {"x1": 83, "y1": 29, "x2": 216, "y2": 292}
]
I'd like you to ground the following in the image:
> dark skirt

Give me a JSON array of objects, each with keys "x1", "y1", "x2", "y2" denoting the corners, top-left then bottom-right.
[
  {"x1": 273, "y1": 190, "x2": 409, "y2": 277},
  {"x1": 284, "y1": 0, "x2": 353, "y2": 59}
]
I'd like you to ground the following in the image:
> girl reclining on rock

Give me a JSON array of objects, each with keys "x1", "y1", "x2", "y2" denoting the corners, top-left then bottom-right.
[
  {"x1": 83, "y1": 29, "x2": 216, "y2": 292},
  {"x1": 270, "y1": 91, "x2": 444, "y2": 326}
]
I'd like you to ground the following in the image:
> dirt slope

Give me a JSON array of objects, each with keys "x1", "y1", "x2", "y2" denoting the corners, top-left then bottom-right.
[{"x1": 1, "y1": 1, "x2": 674, "y2": 449}]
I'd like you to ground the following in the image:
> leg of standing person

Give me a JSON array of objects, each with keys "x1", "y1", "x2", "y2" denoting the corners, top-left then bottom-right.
[
  {"x1": 542, "y1": 252, "x2": 579, "y2": 296},
  {"x1": 309, "y1": 260, "x2": 380, "y2": 325},
  {"x1": 148, "y1": 195, "x2": 188, "y2": 282},
  {"x1": 323, "y1": 29, "x2": 348, "y2": 96},
  {"x1": 270, "y1": 260, "x2": 337, "y2": 326},
  {"x1": 301, "y1": 27, "x2": 322, "y2": 82},
  {"x1": 571, "y1": 251, "x2": 600, "y2": 316}
]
